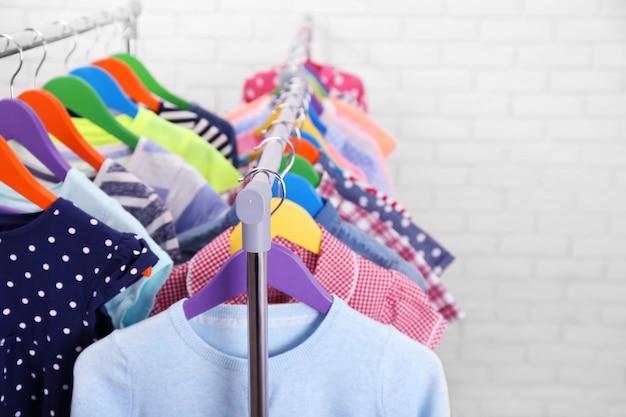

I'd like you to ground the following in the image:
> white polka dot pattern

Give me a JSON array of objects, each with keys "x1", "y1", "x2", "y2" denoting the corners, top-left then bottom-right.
[{"x1": 0, "y1": 198, "x2": 157, "y2": 416}]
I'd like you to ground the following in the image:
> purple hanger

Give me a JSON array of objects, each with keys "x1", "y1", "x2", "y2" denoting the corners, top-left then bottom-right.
[
  {"x1": 0, "y1": 99, "x2": 71, "y2": 181},
  {"x1": 0, "y1": 205, "x2": 25, "y2": 214},
  {"x1": 183, "y1": 243, "x2": 333, "y2": 319}
]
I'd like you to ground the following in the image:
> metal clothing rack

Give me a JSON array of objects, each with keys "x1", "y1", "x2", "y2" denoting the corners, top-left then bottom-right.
[
  {"x1": 0, "y1": 1, "x2": 140, "y2": 60},
  {"x1": 235, "y1": 16, "x2": 313, "y2": 417}
]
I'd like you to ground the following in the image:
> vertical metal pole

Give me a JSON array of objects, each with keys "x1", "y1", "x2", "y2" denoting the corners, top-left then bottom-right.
[{"x1": 247, "y1": 252, "x2": 269, "y2": 417}]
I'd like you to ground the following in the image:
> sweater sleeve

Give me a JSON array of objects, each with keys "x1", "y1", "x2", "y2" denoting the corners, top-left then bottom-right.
[
  {"x1": 381, "y1": 331, "x2": 451, "y2": 417},
  {"x1": 71, "y1": 332, "x2": 131, "y2": 417}
]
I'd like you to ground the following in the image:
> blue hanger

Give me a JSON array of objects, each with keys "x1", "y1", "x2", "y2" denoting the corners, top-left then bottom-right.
[
  {"x1": 272, "y1": 173, "x2": 323, "y2": 218},
  {"x1": 70, "y1": 66, "x2": 139, "y2": 118},
  {"x1": 307, "y1": 106, "x2": 327, "y2": 135}
]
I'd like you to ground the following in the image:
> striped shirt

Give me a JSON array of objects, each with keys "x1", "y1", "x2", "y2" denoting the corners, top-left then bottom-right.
[
  {"x1": 93, "y1": 159, "x2": 181, "y2": 263},
  {"x1": 155, "y1": 101, "x2": 238, "y2": 167}
]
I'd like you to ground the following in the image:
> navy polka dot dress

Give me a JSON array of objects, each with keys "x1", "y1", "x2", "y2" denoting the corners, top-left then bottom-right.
[{"x1": 0, "y1": 198, "x2": 158, "y2": 417}]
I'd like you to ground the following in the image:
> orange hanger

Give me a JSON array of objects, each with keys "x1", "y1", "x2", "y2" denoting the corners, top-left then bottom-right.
[
  {"x1": 248, "y1": 135, "x2": 321, "y2": 165},
  {"x1": 92, "y1": 58, "x2": 161, "y2": 112},
  {"x1": 18, "y1": 89, "x2": 106, "y2": 171},
  {"x1": 0, "y1": 135, "x2": 56, "y2": 210},
  {"x1": 291, "y1": 136, "x2": 321, "y2": 164}
]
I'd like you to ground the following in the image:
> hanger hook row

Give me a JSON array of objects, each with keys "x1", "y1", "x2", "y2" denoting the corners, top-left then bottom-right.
[{"x1": 0, "y1": 34, "x2": 24, "y2": 98}]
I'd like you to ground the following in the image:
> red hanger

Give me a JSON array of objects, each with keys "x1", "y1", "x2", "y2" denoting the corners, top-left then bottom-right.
[
  {"x1": 92, "y1": 58, "x2": 161, "y2": 112},
  {"x1": 18, "y1": 89, "x2": 106, "y2": 171},
  {"x1": 0, "y1": 135, "x2": 56, "y2": 210}
]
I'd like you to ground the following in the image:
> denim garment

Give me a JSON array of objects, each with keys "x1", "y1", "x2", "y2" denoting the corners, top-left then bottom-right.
[
  {"x1": 315, "y1": 199, "x2": 427, "y2": 292},
  {"x1": 316, "y1": 153, "x2": 455, "y2": 274},
  {"x1": 177, "y1": 197, "x2": 427, "y2": 291},
  {"x1": 177, "y1": 204, "x2": 240, "y2": 262}
]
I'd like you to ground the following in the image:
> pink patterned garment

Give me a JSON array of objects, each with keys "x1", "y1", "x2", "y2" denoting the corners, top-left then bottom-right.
[
  {"x1": 151, "y1": 226, "x2": 446, "y2": 349},
  {"x1": 315, "y1": 169, "x2": 464, "y2": 323},
  {"x1": 242, "y1": 64, "x2": 368, "y2": 112}
]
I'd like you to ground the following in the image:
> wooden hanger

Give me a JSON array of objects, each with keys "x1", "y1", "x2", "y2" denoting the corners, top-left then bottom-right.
[
  {"x1": 18, "y1": 90, "x2": 106, "y2": 171},
  {"x1": 183, "y1": 243, "x2": 332, "y2": 319},
  {"x1": 112, "y1": 53, "x2": 191, "y2": 110},
  {"x1": 91, "y1": 58, "x2": 161, "y2": 112},
  {"x1": 230, "y1": 198, "x2": 322, "y2": 255},
  {"x1": 43, "y1": 76, "x2": 139, "y2": 149},
  {"x1": 0, "y1": 135, "x2": 56, "y2": 210}
]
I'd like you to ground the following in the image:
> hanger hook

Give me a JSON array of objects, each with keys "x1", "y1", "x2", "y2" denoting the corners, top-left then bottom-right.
[
  {"x1": 0, "y1": 34, "x2": 24, "y2": 98},
  {"x1": 51, "y1": 20, "x2": 77, "y2": 73},
  {"x1": 274, "y1": 103, "x2": 305, "y2": 150},
  {"x1": 254, "y1": 134, "x2": 296, "y2": 178},
  {"x1": 120, "y1": 5, "x2": 137, "y2": 54},
  {"x1": 239, "y1": 167, "x2": 287, "y2": 216},
  {"x1": 82, "y1": 15, "x2": 100, "y2": 61},
  {"x1": 100, "y1": 11, "x2": 119, "y2": 54},
  {"x1": 23, "y1": 28, "x2": 47, "y2": 88}
]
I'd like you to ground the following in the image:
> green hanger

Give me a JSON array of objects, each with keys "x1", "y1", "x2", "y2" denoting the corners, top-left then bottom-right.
[
  {"x1": 112, "y1": 53, "x2": 191, "y2": 110},
  {"x1": 279, "y1": 154, "x2": 321, "y2": 188},
  {"x1": 43, "y1": 76, "x2": 139, "y2": 149}
]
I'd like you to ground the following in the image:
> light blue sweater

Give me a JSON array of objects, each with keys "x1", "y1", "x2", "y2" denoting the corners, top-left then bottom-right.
[{"x1": 71, "y1": 297, "x2": 450, "y2": 416}]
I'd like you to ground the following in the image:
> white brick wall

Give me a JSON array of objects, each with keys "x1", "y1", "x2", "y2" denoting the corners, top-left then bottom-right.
[{"x1": 2, "y1": 0, "x2": 626, "y2": 416}]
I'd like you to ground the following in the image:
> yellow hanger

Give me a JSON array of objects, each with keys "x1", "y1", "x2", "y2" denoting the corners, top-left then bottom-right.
[{"x1": 229, "y1": 198, "x2": 322, "y2": 255}]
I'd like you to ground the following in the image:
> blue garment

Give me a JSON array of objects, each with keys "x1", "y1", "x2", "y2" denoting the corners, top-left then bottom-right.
[
  {"x1": 0, "y1": 197, "x2": 158, "y2": 417},
  {"x1": 188, "y1": 103, "x2": 239, "y2": 168},
  {"x1": 71, "y1": 297, "x2": 450, "y2": 416},
  {"x1": 323, "y1": 124, "x2": 391, "y2": 194},
  {"x1": 232, "y1": 107, "x2": 271, "y2": 135},
  {"x1": 316, "y1": 154, "x2": 455, "y2": 274},
  {"x1": 177, "y1": 204, "x2": 240, "y2": 262},
  {"x1": 315, "y1": 199, "x2": 427, "y2": 291}
]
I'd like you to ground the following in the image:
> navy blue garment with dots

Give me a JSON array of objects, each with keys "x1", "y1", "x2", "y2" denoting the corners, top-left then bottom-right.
[
  {"x1": 0, "y1": 198, "x2": 158, "y2": 417},
  {"x1": 315, "y1": 154, "x2": 455, "y2": 275}
]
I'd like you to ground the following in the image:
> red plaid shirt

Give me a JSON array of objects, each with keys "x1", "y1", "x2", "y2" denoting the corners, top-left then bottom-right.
[
  {"x1": 316, "y1": 170, "x2": 464, "y2": 322},
  {"x1": 151, "y1": 226, "x2": 446, "y2": 349}
]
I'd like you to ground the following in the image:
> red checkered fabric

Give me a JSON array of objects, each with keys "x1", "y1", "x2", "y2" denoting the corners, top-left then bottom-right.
[
  {"x1": 317, "y1": 170, "x2": 463, "y2": 322},
  {"x1": 151, "y1": 225, "x2": 446, "y2": 349},
  {"x1": 150, "y1": 262, "x2": 189, "y2": 316}
]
